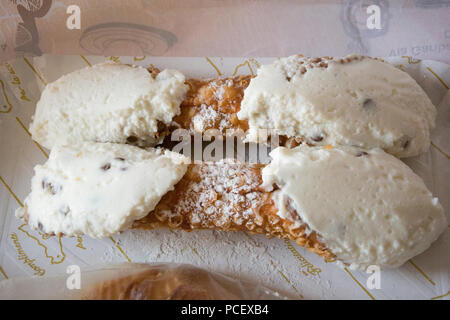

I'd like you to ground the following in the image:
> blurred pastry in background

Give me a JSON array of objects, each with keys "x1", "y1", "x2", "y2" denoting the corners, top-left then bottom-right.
[{"x1": 81, "y1": 263, "x2": 284, "y2": 300}]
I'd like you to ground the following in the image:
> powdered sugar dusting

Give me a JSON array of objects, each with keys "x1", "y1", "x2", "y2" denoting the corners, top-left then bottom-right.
[
  {"x1": 192, "y1": 104, "x2": 232, "y2": 132},
  {"x1": 177, "y1": 76, "x2": 251, "y2": 134},
  {"x1": 157, "y1": 159, "x2": 264, "y2": 228}
]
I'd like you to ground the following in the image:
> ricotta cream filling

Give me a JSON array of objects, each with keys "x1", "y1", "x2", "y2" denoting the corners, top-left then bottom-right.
[
  {"x1": 238, "y1": 55, "x2": 436, "y2": 158},
  {"x1": 262, "y1": 146, "x2": 446, "y2": 269},
  {"x1": 16, "y1": 142, "x2": 189, "y2": 238}
]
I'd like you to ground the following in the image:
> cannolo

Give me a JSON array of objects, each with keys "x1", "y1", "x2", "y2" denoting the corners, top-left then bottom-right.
[
  {"x1": 133, "y1": 145, "x2": 446, "y2": 269},
  {"x1": 170, "y1": 55, "x2": 436, "y2": 157},
  {"x1": 16, "y1": 142, "x2": 446, "y2": 269}
]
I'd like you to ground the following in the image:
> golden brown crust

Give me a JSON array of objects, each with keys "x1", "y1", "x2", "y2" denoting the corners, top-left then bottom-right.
[
  {"x1": 133, "y1": 160, "x2": 335, "y2": 261},
  {"x1": 146, "y1": 65, "x2": 161, "y2": 79},
  {"x1": 173, "y1": 76, "x2": 252, "y2": 134},
  {"x1": 147, "y1": 66, "x2": 305, "y2": 148}
]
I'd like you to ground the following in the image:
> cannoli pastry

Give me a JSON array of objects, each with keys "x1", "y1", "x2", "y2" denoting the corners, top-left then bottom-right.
[
  {"x1": 16, "y1": 140, "x2": 446, "y2": 269},
  {"x1": 18, "y1": 57, "x2": 445, "y2": 270},
  {"x1": 133, "y1": 145, "x2": 446, "y2": 269},
  {"x1": 169, "y1": 55, "x2": 436, "y2": 157},
  {"x1": 29, "y1": 62, "x2": 188, "y2": 149},
  {"x1": 15, "y1": 142, "x2": 189, "y2": 238},
  {"x1": 172, "y1": 76, "x2": 252, "y2": 134},
  {"x1": 29, "y1": 56, "x2": 436, "y2": 158}
]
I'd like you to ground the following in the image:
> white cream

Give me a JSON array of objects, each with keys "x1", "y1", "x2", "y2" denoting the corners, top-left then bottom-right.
[
  {"x1": 30, "y1": 62, "x2": 189, "y2": 149},
  {"x1": 15, "y1": 142, "x2": 189, "y2": 238},
  {"x1": 262, "y1": 146, "x2": 446, "y2": 269},
  {"x1": 238, "y1": 55, "x2": 436, "y2": 158}
]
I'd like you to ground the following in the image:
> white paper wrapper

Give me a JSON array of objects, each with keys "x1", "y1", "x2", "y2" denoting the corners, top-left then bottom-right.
[{"x1": 0, "y1": 55, "x2": 449, "y2": 300}]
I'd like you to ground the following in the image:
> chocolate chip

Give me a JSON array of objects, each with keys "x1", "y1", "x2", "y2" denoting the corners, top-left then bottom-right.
[
  {"x1": 363, "y1": 98, "x2": 376, "y2": 111},
  {"x1": 53, "y1": 185, "x2": 61, "y2": 194},
  {"x1": 397, "y1": 136, "x2": 410, "y2": 149},
  {"x1": 37, "y1": 222, "x2": 43, "y2": 231},
  {"x1": 284, "y1": 197, "x2": 296, "y2": 212},
  {"x1": 311, "y1": 135, "x2": 324, "y2": 142},
  {"x1": 42, "y1": 179, "x2": 60, "y2": 195},
  {"x1": 300, "y1": 66, "x2": 307, "y2": 74},
  {"x1": 286, "y1": 76, "x2": 291, "y2": 82},
  {"x1": 356, "y1": 151, "x2": 368, "y2": 157},
  {"x1": 115, "y1": 157, "x2": 125, "y2": 161},
  {"x1": 101, "y1": 163, "x2": 111, "y2": 171},
  {"x1": 157, "y1": 121, "x2": 167, "y2": 132},
  {"x1": 403, "y1": 139, "x2": 410, "y2": 149},
  {"x1": 60, "y1": 205, "x2": 70, "y2": 215},
  {"x1": 126, "y1": 136, "x2": 138, "y2": 143}
]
